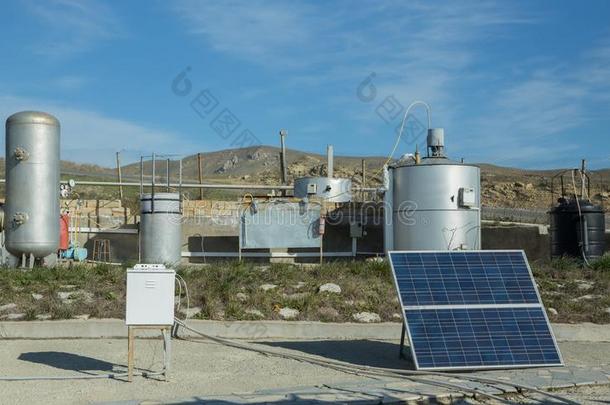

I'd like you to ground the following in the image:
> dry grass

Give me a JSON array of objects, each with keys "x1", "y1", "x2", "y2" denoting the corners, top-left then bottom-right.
[
  {"x1": 0, "y1": 256, "x2": 609, "y2": 323},
  {"x1": 176, "y1": 260, "x2": 398, "y2": 322},
  {"x1": 532, "y1": 255, "x2": 610, "y2": 324}
]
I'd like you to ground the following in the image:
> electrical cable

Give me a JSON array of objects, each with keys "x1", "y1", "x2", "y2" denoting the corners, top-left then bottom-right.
[
  {"x1": 173, "y1": 319, "x2": 576, "y2": 405},
  {"x1": 175, "y1": 274, "x2": 191, "y2": 323},
  {"x1": 384, "y1": 100, "x2": 431, "y2": 169},
  {"x1": 0, "y1": 371, "x2": 164, "y2": 382},
  {"x1": 571, "y1": 170, "x2": 591, "y2": 267},
  {"x1": 173, "y1": 319, "x2": 507, "y2": 403},
  {"x1": 318, "y1": 100, "x2": 432, "y2": 204},
  {"x1": 171, "y1": 272, "x2": 564, "y2": 403}
]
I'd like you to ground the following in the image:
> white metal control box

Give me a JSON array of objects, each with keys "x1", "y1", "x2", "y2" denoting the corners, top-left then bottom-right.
[
  {"x1": 126, "y1": 264, "x2": 175, "y2": 326},
  {"x1": 459, "y1": 187, "x2": 477, "y2": 208}
]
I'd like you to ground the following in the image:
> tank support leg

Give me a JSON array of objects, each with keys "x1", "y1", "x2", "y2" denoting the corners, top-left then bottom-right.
[{"x1": 29, "y1": 253, "x2": 35, "y2": 269}]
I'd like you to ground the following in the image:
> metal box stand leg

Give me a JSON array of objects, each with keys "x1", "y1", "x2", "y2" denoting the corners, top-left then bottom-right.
[{"x1": 127, "y1": 325, "x2": 172, "y2": 382}]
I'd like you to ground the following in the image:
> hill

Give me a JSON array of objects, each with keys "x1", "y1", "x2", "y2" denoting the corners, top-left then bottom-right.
[{"x1": 0, "y1": 146, "x2": 608, "y2": 209}]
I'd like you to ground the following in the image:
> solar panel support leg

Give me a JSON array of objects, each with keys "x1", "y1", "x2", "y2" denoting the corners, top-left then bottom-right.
[{"x1": 399, "y1": 321, "x2": 407, "y2": 360}]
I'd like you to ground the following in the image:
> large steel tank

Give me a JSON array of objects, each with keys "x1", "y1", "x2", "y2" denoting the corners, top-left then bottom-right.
[
  {"x1": 4, "y1": 111, "x2": 60, "y2": 261},
  {"x1": 293, "y1": 177, "x2": 352, "y2": 203},
  {"x1": 388, "y1": 128, "x2": 481, "y2": 251},
  {"x1": 140, "y1": 192, "x2": 182, "y2": 265}
]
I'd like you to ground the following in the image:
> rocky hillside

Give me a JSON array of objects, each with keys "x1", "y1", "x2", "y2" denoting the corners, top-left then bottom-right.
[
  {"x1": 121, "y1": 146, "x2": 609, "y2": 208},
  {"x1": 0, "y1": 146, "x2": 608, "y2": 208}
]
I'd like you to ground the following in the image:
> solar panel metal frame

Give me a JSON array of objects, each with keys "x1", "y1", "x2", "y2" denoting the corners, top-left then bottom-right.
[{"x1": 389, "y1": 249, "x2": 564, "y2": 371}]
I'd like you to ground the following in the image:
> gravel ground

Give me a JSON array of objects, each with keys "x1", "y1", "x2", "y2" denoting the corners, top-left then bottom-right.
[{"x1": 0, "y1": 339, "x2": 608, "y2": 404}]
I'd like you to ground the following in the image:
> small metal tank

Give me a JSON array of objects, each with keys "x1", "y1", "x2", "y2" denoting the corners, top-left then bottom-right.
[
  {"x1": 293, "y1": 177, "x2": 352, "y2": 203},
  {"x1": 550, "y1": 198, "x2": 605, "y2": 260},
  {"x1": 139, "y1": 192, "x2": 182, "y2": 265},
  {"x1": 4, "y1": 111, "x2": 60, "y2": 265},
  {"x1": 387, "y1": 128, "x2": 481, "y2": 251}
]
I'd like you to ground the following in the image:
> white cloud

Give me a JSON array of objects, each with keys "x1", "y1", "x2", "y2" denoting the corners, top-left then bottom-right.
[
  {"x1": 461, "y1": 36, "x2": 610, "y2": 167},
  {"x1": 0, "y1": 96, "x2": 200, "y2": 167},
  {"x1": 24, "y1": 0, "x2": 124, "y2": 56},
  {"x1": 171, "y1": 1, "x2": 529, "y2": 134},
  {"x1": 173, "y1": 0, "x2": 316, "y2": 68}
]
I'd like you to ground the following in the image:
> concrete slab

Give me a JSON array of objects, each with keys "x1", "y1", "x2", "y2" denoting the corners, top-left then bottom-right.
[{"x1": 0, "y1": 338, "x2": 608, "y2": 405}]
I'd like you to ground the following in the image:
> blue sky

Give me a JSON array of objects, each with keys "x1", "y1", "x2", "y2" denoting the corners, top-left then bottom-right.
[{"x1": 0, "y1": 1, "x2": 609, "y2": 169}]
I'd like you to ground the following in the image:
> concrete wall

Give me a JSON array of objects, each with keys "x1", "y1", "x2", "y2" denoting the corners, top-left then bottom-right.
[{"x1": 69, "y1": 199, "x2": 610, "y2": 264}]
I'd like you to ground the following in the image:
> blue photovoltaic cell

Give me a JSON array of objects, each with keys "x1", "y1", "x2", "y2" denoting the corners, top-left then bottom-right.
[
  {"x1": 390, "y1": 251, "x2": 539, "y2": 306},
  {"x1": 388, "y1": 250, "x2": 563, "y2": 370},
  {"x1": 407, "y1": 307, "x2": 562, "y2": 369}
]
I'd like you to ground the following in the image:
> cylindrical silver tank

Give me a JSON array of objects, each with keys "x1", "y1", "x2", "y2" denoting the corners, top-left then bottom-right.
[
  {"x1": 391, "y1": 160, "x2": 481, "y2": 251},
  {"x1": 5, "y1": 111, "x2": 60, "y2": 258},
  {"x1": 293, "y1": 177, "x2": 352, "y2": 202},
  {"x1": 140, "y1": 192, "x2": 182, "y2": 265}
]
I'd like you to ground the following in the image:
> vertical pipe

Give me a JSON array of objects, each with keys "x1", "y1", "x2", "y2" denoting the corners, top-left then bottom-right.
[
  {"x1": 361, "y1": 159, "x2": 366, "y2": 201},
  {"x1": 139, "y1": 156, "x2": 144, "y2": 196},
  {"x1": 166, "y1": 158, "x2": 170, "y2": 192},
  {"x1": 383, "y1": 166, "x2": 394, "y2": 253},
  {"x1": 197, "y1": 152, "x2": 204, "y2": 200},
  {"x1": 179, "y1": 158, "x2": 183, "y2": 214},
  {"x1": 279, "y1": 129, "x2": 287, "y2": 187},
  {"x1": 581, "y1": 159, "x2": 586, "y2": 199},
  {"x1": 327, "y1": 145, "x2": 334, "y2": 178},
  {"x1": 151, "y1": 153, "x2": 156, "y2": 213},
  {"x1": 116, "y1": 151, "x2": 123, "y2": 200}
]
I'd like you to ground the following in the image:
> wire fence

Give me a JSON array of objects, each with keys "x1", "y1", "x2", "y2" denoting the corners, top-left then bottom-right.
[{"x1": 482, "y1": 206, "x2": 610, "y2": 227}]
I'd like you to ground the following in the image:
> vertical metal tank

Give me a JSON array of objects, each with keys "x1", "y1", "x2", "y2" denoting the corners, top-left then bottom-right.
[
  {"x1": 140, "y1": 192, "x2": 182, "y2": 265},
  {"x1": 388, "y1": 128, "x2": 481, "y2": 251},
  {"x1": 550, "y1": 198, "x2": 605, "y2": 260},
  {"x1": 5, "y1": 111, "x2": 60, "y2": 265}
]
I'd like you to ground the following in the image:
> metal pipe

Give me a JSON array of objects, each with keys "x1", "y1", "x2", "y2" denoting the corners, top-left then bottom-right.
[
  {"x1": 327, "y1": 144, "x2": 334, "y2": 178},
  {"x1": 361, "y1": 159, "x2": 366, "y2": 201},
  {"x1": 197, "y1": 152, "x2": 204, "y2": 200},
  {"x1": 0, "y1": 178, "x2": 378, "y2": 192},
  {"x1": 116, "y1": 151, "x2": 123, "y2": 199},
  {"x1": 182, "y1": 251, "x2": 354, "y2": 258},
  {"x1": 151, "y1": 152, "x2": 156, "y2": 213},
  {"x1": 139, "y1": 156, "x2": 144, "y2": 196},
  {"x1": 581, "y1": 159, "x2": 586, "y2": 199},
  {"x1": 179, "y1": 158, "x2": 183, "y2": 213},
  {"x1": 279, "y1": 129, "x2": 288, "y2": 188},
  {"x1": 166, "y1": 158, "x2": 170, "y2": 192}
]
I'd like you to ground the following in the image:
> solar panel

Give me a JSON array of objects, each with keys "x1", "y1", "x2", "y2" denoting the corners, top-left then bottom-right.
[{"x1": 389, "y1": 250, "x2": 563, "y2": 371}]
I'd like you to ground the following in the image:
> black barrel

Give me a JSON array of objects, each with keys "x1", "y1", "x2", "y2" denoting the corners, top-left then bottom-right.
[{"x1": 550, "y1": 198, "x2": 606, "y2": 260}]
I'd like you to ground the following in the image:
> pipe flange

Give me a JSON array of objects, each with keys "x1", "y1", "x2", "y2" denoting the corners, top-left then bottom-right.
[
  {"x1": 14, "y1": 147, "x2": 29, "y2": 161},
  {"x1": 13, "y1": 212, "x2": 29, "y2": 225}
]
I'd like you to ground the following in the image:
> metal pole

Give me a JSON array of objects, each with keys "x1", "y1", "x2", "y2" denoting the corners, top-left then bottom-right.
[
  {"x1": 139, "y1": 156, "x2": 144, "y2": 196},
  {"x1": 151, "y1": 153, "x2": 156, "y2": 213},
  {"x1": 327, "y1": 145, "x2": 334, "y2": 178},
  {"x1": 179, "y1": 158, "x2": 183, "y2": 214},
  {"x1": 116, "y1": 151, "x2": 123, "y2": 200},
  {"x1": 581, "y1": 159, "x2": 586, "y2": 199},
  {"x1": 166, "y1": 158, "x2": 170, "y2": 192},
  {"x1": 279, "y1": 129, "x2": 288, "y2": 192},
  {"x1": 197, "y1": 152, "x2": 204, "y2": 200},
  {"x1": 361, "y1": 159, "x2": 366, "y2": 201}
]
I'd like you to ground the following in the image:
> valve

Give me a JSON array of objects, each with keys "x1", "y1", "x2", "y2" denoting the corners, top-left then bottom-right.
[
  {"x1": 13, "y1": 212, "x2": 28, "y2": 225},
  {"x1": 14, "y1": 147, "x2": 29, "y2": 161}
]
